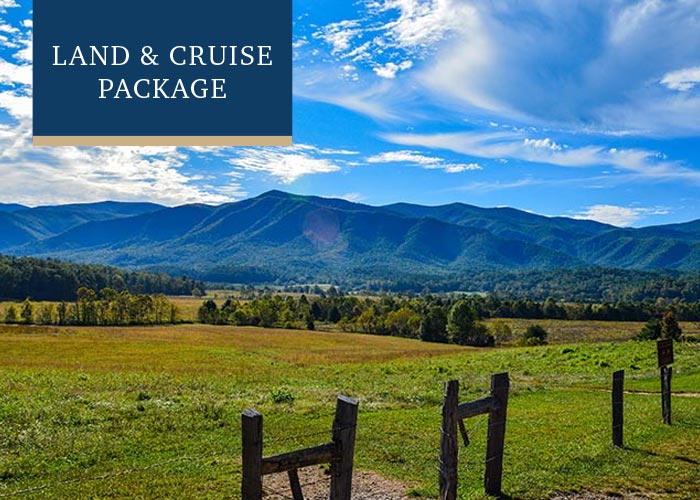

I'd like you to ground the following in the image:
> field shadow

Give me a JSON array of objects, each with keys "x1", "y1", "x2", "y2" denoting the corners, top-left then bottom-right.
[{"x1": 625, "y1": 446, "x2": 699, "y2": 466}]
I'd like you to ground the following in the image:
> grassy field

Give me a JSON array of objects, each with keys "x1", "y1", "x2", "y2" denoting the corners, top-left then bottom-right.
[
  {"x1": 485, "y1": 318, "x2": 700, "y2": 344},
  {"x1": 0, "y1": 324, "x2": 699, "y2": 499}
]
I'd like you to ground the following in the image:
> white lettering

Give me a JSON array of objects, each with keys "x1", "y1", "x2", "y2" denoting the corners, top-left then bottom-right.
[
  {"x1": 98, "y1": 79, "x2": 113, "y2": 99},
  {"x1": 170, "y1": 46, "x2": 186, "y2": 66},
  {"x1": 53, "y1": 46, "x2": 67, "y2": 66},
  {"x1": 258, "y1": 46, "x2": 272, "y2": 66},
  {"x1": 97, "y1": 78, "x2": 229, "y2": 99}
]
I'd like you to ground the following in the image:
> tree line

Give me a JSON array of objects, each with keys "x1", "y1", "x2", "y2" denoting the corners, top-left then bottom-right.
[
  {"x1": 216, "y1": 267, "x2": 700, "y2": 303},
  {"x1": 0, "y1": 255, "x2": 205, "y2": 301},
  {"x1": 2, "y1": 287, "x2": 178, "y2": 326},
  {"x1": 197, "y1": 291, "x2": 691, "y2": 345},
  {"x1": 197, "y1": 293, "x2": 497, "y2": 346}
]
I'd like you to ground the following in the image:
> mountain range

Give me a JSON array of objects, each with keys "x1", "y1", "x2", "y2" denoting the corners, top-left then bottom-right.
[{"x1": 1, "y1": 191, "x2": 699, "y2": 284}]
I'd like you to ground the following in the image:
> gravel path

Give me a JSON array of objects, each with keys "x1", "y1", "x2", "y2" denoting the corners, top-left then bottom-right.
[
  {"x1": 263, "y1": 466, "x2": 413, "y2": 499},
  {"x1": 263, "y1": 466, "x2": 653, "y2": 500},
  {"x1": 551, "y1": 494, "x2": 652, "y2": 500}
]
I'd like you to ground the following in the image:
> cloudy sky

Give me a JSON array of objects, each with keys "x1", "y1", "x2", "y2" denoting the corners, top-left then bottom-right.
[{"x1": 1, "y1": 0, "x2": 699, "y2": 226}]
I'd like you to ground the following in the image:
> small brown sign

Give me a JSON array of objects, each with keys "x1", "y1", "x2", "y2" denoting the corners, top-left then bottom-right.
[{"x1": 657, "y1": 339, "x2": 674, "y2": 368}]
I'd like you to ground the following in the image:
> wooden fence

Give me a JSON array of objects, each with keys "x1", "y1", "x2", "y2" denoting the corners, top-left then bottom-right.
[
  {"x1": 241, "y1": 395, "x2": 359, "y2": 500},
  {"x1": 439, "y1": 373, "x2": 510, "y2": 499}
]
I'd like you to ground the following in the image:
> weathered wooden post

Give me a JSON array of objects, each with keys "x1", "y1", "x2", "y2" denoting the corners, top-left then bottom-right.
[
  {"x1": 330, "y1": 395, "x2": 359, "y2": 500},
  {"x1": 242, "y1": 408, "x2": 263, "y2": 500},
  {"x1": 657, "y1": 339, "x2": 674, "y2": 425},
  {"x1": 661, "y1": 366, "x2": 672, "y2": 425},
  {"x1": 612, "y1": 370, "x2": 624, "y2": 447},
  {"x1": 439, "y1": 380, "x2": 459, "y2": 500},
  {"x1": 484, "y1": 373, "x2": 509, "y2": 497}
]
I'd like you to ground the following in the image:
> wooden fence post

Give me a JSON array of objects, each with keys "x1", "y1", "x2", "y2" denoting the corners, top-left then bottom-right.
[
  {"x1": 612, "y1": 370, "x2": 624, "y2": 447},
  {"x1": 439, "y1": 380, "x2": 459, "y2": 500},
  {"x1": 484, "y1": 373, "x2": 509, "y2": 497},
  {"x1": 330, "y1": 395, "x2": 359, "y2": 500},
  {"x1": 242, "y1": 408, "x2": 263, "y2": 500},
  {"x1": 661, "y1": 366, "x2": 672, "y2": 425},
  {"x1": 287, "y1": 469, "x2": 304, "y2": 500}
]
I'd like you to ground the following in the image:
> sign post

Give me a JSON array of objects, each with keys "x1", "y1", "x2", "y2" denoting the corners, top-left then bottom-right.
[{"x1": 657, "y1": 339, "x2": 674, "y2": 425}]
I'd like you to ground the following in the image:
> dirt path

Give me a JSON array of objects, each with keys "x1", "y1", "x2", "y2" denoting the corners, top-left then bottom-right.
[
  {"x1": 263, "y1": 466, "x2": 655, "y2": 500},
  {"x1": 263, "y1": 466, "x2": 414, "y2": 499},
  {"x1": 551, "y1": 493, "x2": 653, "y2": 500},
  {"x1": 623, "y1": 390, "x2": 700, "y2": 398}
]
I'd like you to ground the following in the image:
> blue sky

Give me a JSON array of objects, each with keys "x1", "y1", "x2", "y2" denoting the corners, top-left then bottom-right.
[{"x1": 1, "y1": 0, "x2": 699, "y2": 227}]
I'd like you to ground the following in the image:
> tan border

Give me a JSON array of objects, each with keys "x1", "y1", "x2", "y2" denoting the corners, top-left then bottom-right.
[{"x1": 33, "y1": 136, "x2": 293, "y2": 147}]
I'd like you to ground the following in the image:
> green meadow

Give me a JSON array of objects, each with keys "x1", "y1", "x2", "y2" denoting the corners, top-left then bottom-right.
[{"x1": 0, "y1": 324, "x2": 698, "y2": 499}]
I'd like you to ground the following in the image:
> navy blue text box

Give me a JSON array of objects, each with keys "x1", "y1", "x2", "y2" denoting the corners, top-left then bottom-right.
[{"x1": 33, "y1": 0, "x2": 291, "y2": 141}]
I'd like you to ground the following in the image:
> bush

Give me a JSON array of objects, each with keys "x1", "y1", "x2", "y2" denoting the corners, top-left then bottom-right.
[
  {"x1": 489, "y1": 319, "x2": 513, "y2": 345},
  {"x1": 522, "y1": 324, "x2": 548, "y2": 345},
  {"x1": 636, "y1": 317, "x2": 661, "y2": 340}
]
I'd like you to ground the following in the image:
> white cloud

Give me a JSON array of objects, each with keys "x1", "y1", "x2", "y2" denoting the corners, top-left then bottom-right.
[
  {"x1": 0, "y1": 58, "x2": 31, "y2": 86},
  {"x1": 384, "y1": 130, "x2": 700, "y2": 182},
  {"x1": 0, "y1": 131, "x2": 239, "y2": 206},
  {"x1": 661, "y1": 66, "x2": 700, "y2": 92},
  {"x1": 0, "y1": 89, "x2": 30, "y2": 118},
  {"x1": 313, "y1": 19, "x2": 363, "y2": 55},
  {"x1": 228, "y1": 144, "x2": 352, "y2": 184},
  {"x1": 572, "y1": 204, "x2": 670, "y2": 227},
  {"x1": 294, "y1": 68, "x2": 403, "y2": 121},
  {"x1": 310, "y1": 0, "x2": 466, "y2": 83},
  {"x1": 456, "y1": 178, "x2": 539, "y2": 192},
  {"x1": 340, "y1": 64, "x2": 359, "y2": 81},
  {"x1": 368, "y1": 0, "x2": 467, "y2": 52},
  {"x1": 373, "y1": 60, "x2": 412, "y2": 79},
  {"x1": 443, "y1": 163, "x2": 481, "y2": 173},
  {"x1": 367, "y1": 149, "x2": 481, "y2": 173},
  {"x1": 0, "y1": 0, "x2": 19, "y2": 13},
  {"x1": 338, "y1": 192, "x2": 364, "y2": 202},
  {"x1": 0, "y1": 23, "x2": 18, "y2": 34},
  {"x1": 524, "y1": 138, "x2": 562, "y2": 151},
  {"x1": 368, "y1": 150, "x2": 441, "y2": 165}
]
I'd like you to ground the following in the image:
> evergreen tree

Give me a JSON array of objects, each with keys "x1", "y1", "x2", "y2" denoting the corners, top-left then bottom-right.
[
  {"x1": 660, "y1": 310, "x2": 682, "y2": 340},
  {"x1": 20, "y1": 300, "x2": 33, "y2": 324},
  {"x1": 4, "y1": 305, "x2": 18, "y2": 324},
  {"x1": 637, "y1": 317, "x2": 662, "y2": 340}
]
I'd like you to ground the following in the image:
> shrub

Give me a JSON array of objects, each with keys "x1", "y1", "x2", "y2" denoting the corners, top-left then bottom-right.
[
  {"x1": 636, "y1": 318, "x2": 661, "y2": 340},
  {"x1": 522, "y1": 324, "x2": 548, "y2": 345},
  {"x1": 489, "y1": 320, "x2": 513, "y2": 345}
]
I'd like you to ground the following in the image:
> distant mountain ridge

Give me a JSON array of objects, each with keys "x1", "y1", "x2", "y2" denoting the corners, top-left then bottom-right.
[
  {"x1": 0, "y1": 203, "x2": 27, "y2": 213},
  {"x1": 1, "y1": 191, "x2": 699, "y2": 284}
]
